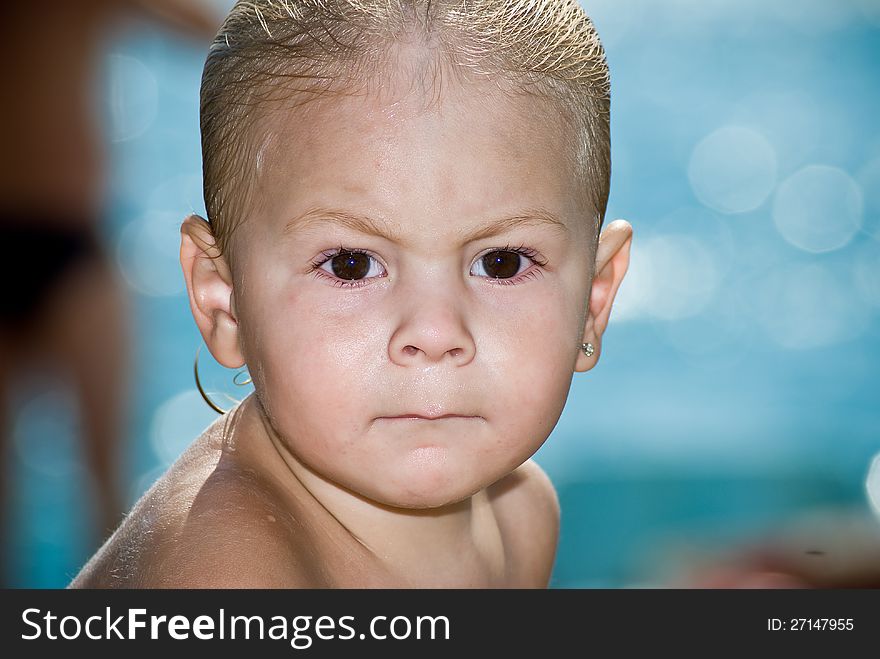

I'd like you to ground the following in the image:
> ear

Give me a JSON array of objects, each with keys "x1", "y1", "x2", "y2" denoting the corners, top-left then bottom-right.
[
  {"x1": 575, "y1": 219, "x2": 633, "y2": 373},
  {"x1": 180, "y1": 214, "x2": 245, "y2": 368}
]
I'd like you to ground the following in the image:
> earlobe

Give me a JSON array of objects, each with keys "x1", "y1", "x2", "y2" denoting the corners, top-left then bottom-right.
[
  {"x1": 575, "y1": 219, "x2": 633, "y2": 373},
  {"x1": 180, "y1": 214, "x2": 245, "y2": 369}
]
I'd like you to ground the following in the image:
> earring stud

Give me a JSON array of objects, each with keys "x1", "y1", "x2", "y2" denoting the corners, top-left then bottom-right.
[{"x1": 581, "y1": 342, "x2": 594, "y2": 357}]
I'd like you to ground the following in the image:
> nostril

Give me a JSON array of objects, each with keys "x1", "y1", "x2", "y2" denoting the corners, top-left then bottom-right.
[{"x1": 403, "y1": 345, "x2": 419, "y2": 356}]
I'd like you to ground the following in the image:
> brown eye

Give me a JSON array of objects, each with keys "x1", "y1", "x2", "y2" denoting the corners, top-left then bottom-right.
[
  {"x1": 480, "y1": 250, "x2": 522, "y2": 279},
  {"x1": 330, "y1": 251, "x2": 371, "y2": 280}
]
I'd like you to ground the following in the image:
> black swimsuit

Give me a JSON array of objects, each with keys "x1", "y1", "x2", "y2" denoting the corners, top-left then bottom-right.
[{"x1": 1, "y1": 212, "x2": 102, "y2": 330}]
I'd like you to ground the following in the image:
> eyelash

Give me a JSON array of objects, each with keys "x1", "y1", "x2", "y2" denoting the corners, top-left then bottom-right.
[
  {"x1": 308, "y1": 246, "x2": 377, "y2": 289},
  {"x1": 308, "y1": 243, "x2": 548, "y2": 289},
  {"x1": 483, "y1": 244, "x2": 548, "y2": 287}
]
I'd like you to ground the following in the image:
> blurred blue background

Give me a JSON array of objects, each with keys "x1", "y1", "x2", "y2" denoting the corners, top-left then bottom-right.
[{"x1": 4, "y1": 0, "x2": 880, "y2": 587}]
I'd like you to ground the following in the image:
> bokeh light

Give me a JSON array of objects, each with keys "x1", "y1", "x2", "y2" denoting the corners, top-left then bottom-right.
[
  {"x1": 150, "y1": 390, "x2": 221, "y2": 467},
  {"x1": 688, "y1": 126, "x2": 778, "y2": 215},
  {"x1": 754, "y1": 261, "x2": 871, "y2": 350},
  {"x1": 105, "y1": 54, "x2": 159, "y2": 143},
  {"x1": 12, "y1": 387, "x2": 81, "y2": 480},
  {"x1": 772, "y1": 165, "x2": 863, "y2": 253},
  {"x1": 608, "y1": 238, "x2": 653, "y2": 323},
  {"x1": 116, "y1": 211, "x2": 186, "y2": 297},
  {"x1": 645, "y1": 235, "x2": 720, "y2": 321},
  {"x1": 655, "y1": 206, "x2": 736, "y2": 276},
  {"x1": 730, "y1": 90, "x2": 831, "y2": 174},
  {"x1": 867, "y1": 453, "x2": 880, "y2": 521},
  {"x1": 148, "y1": 173, "x2": 206, "y2": 217},
  {"x1": 611, "y1": 232, "x2": 722, "y2": 323},
  {"x1": 612, "y1": 205, "x2": 737, "y2": 325}
]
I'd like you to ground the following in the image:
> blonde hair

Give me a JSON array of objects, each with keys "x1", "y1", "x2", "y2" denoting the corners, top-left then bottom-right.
[{"x1": 200, "y1": 0, "x2": 611, "y2": 257}]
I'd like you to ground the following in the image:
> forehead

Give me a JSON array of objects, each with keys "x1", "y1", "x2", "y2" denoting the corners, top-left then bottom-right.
[{"x1": 248, "y1": 76, "x2": 588, "y2": 244}]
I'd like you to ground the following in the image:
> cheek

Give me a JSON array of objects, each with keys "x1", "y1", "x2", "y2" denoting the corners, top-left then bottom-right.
[
  {"x1": 240, "y1": 281, "x2": 385, "y2": 437},
  {"x1": 480, "y1": 285, "x2": 578, "y2": 443}
]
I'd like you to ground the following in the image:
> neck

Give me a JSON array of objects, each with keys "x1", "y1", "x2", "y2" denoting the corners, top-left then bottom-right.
[{"x1": 233, "y1": 395, "x2": 505, "y2": 585}]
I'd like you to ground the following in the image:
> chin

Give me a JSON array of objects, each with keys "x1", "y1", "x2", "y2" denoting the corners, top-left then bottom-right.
[
  {"x1": 371, "y1": 450, "x2": 491, "y2": 509},
  {"x1": 382, "y1": 489, "x2": 475, "y2": 510}
]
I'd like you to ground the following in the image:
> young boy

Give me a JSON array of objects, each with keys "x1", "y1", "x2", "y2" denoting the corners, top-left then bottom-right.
[{"x1": 71, "y1": 0, "x2": 632, "y2": 588}]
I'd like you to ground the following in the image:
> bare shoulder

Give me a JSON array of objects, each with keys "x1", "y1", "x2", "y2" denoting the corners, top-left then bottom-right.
[
  {"x1": 487, "y1": 459, "x2": 561, "y2": 587},
  {"x1": 70, "y1": 421, "x2": 314, "y2": 588},
  {"x1": 149, "y1": 460, "x2": 313, "y2": 588}
]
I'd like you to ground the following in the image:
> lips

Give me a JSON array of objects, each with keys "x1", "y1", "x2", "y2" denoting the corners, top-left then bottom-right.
[{"x1": 379, "y1": 414, "x2": 479, "y2": 421}]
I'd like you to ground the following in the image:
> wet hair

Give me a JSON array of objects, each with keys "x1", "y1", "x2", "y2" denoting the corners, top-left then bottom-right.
[{"x1": 200, "y1": 0, "x2": 611, "y2": 258}]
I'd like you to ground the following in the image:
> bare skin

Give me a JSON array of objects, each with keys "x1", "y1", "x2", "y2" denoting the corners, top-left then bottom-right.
[
  {"x1": 0, "y1": 0, "x2": 219, "y2": 582},
  {"x1": 70, "y1": 395, "x2": 561, "y2": 588}
]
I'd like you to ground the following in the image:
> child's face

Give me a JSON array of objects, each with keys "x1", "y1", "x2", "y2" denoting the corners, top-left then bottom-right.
[{"x1": 229, "y1": 78, "x2": 596, "y2": 508}]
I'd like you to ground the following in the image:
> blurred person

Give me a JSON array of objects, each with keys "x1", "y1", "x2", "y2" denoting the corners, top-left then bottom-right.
[
  {"x1": 71, "y1": 0, "x2": 633, "y2": 588},
  {"x1": 0, "y1": 0, "x2": 221, "y2": 585},
  {"x1": 673, "y1": 509, "x2": 880, "y2": 589}
]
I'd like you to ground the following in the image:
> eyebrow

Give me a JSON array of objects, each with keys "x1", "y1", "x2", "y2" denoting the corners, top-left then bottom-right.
[{"x1": 283, "y1": 206, "x2": 570, "y2": 245}]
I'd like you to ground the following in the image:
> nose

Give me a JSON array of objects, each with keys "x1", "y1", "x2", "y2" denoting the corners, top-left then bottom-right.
[{"x1": 388, "y1": 288, "x2": 476, "y2": 367}]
